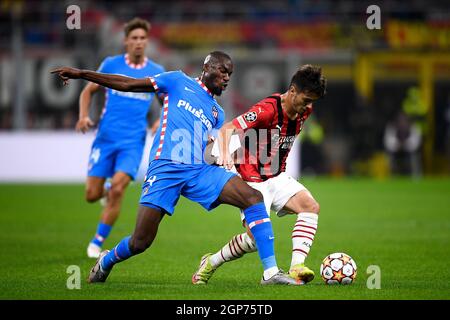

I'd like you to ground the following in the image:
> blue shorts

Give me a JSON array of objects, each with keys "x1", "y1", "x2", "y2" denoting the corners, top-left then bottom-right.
[
  {"x1": 139, "y1": 159, "x2": 236, "y2": 215},
  {"x1": 87, "y1": 138, "x2": 144, "y2": 180}
]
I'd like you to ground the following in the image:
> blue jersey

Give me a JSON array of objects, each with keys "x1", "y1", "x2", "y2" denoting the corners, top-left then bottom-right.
[
  {"x1": 95, "y1": 54, "x2": 165, "y2": 144},
  {"x1": 148, "y1": 71, "x2": 225, "y2": 164}
]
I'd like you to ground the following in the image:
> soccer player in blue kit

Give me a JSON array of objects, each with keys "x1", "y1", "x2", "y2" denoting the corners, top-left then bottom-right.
[
  {"x1": 51, "y1": 51, "x2": 300, "y2": 285},
  {"x1": 76, "y1": 18, "x2": 165, "y2": 259}
]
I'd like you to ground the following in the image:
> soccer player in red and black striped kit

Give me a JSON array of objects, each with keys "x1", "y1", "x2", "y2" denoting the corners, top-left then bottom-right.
[{"x1": 193, "y1": 65, "x2": 327, "y2": 285}]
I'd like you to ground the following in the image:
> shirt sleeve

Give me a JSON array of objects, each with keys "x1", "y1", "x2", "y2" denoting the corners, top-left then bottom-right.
[
  {"x1": 148, "y1": 70, "x2": 181, "y2": 94},
  {"x1": 232, "y1": 102, "x2": 274, "y2": 130},
  {"x1": 158, "y1": 64, "x2": 166, "y2": 74}
]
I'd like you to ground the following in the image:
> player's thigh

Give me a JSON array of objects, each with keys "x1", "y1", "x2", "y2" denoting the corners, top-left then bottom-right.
[
  {"x1": 182, "y1": 164, "x2": 237, "y2": 211},
  {"x1": 115, "y1": 144, "x2": 145, "y2": 181},
  {"x1": 139, "y1": 160, "x2": 186, "y2": 215},
  {"x1": 282, "y1": 188, "x2": 320, "y2": 214},
  {"x1": 218, "y1": 175, "x2": 264, "y2": 209},
  {"x1": 271, "y1": 173, "x2": 314, "y2": 216}
]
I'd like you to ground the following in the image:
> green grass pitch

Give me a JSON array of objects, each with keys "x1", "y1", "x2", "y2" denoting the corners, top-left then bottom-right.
[{"x1": 0, "y1": 178, "x2": 449, "y2": 300}]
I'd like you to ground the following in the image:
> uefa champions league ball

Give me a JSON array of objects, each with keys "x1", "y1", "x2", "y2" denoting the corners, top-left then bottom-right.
[{"x1": 320, "y1": 252, "x2": 357, "y2": 285}]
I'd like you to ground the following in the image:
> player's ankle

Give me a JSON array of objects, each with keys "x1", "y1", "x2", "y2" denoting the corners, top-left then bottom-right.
[
  {"x1": 263, "y1": 266, "x2": 279, "y2": 280},
  {"x1": 209, "y1": 253, "x2": 223, "y2": 269}
]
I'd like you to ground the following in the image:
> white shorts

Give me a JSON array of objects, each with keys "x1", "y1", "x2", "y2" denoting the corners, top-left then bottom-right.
[{"x1": 240, "y1": 172, "x2": 307, "y2": 220}]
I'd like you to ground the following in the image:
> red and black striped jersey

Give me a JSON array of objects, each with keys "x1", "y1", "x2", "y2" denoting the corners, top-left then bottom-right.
[{"x1": 232, "y1": 93, "x2": 312, "y2": 182}]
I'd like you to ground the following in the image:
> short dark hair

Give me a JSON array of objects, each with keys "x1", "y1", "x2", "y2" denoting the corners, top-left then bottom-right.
[
  {"x1": 290, "y1": 65, "x2": 327, "y2": 98},
  {"x1": 124, "y1": 17, "x2": 150, "y2": 37},
  {"x1": 204, "y1": 51, "x2": 232, "y2": 66}
]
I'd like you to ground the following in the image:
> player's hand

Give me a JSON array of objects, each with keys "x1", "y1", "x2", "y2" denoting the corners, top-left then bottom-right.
[
  {"x1": 50, "y1": 67, "x2": 82, "y2": 86},
  {"x1": 217, "y1": 153, "x2": 234, "y2": 170},
  {"x1": 75, "y1": 117, "x2": 94, "y2": 133}
]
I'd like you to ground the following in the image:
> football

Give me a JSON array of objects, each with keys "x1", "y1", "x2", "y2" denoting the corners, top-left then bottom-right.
[{"x1": 320, "y1": 252, "x2": 357, "y2": 285}]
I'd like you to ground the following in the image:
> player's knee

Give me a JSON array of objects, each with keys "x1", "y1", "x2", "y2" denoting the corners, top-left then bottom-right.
[
  {"x1": 245, "y1": 188, "x2": 264, "y2": 206},
  {"x1": 109, "y1": 183, "x2": 126, "y2": 201},
  {"x1": 306, "y1": 199, "x2": 320, "y2": 215},
  {"x1": 85, "y1": 188, "x2": 102, "y2": 203}
]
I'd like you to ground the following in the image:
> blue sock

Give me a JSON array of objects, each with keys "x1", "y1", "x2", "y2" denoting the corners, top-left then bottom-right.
[
  {"x1": 243, "y1": 202, "x2": 277, "y2": 270},
  {"x1": 101, "y1": 236, "x2": 133, "y2": 271},
  {"x1": 91, "y1": 222, "x2": 112, "y2": 247}
]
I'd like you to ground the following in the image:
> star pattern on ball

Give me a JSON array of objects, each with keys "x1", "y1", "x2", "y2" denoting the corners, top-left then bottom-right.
[
  {"x1": 321, "y1": 253, "x2": 357, "y2": 285},
  {"x1": 322, "y1": 257, "x2": 332, "y2": 267},
  {"x1": 332, "y1": 270, "x2": 344, "y2": 282},
  {"x1": 341, "y1": 255, "x2": 351, "y2": 264}
]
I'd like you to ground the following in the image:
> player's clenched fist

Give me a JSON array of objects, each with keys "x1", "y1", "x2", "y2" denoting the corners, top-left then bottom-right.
[
  {"x1": 75, "y1": 116, "x2": 94, "y2": 133},
  {"x1": 51, "y1": 67, "x2": 82, "y2": 85},
  {"x1": 217, "y1": 153, "x2": 234, "y2": 170}
]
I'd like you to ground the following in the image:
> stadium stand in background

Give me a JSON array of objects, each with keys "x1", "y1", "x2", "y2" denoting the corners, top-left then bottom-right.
[{"x1": 1, "y1": 0, "x2": 449, "y2": 177}]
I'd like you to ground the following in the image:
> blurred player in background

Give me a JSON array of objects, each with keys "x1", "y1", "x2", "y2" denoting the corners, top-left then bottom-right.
[
  {"x1": 52, "y1": 51, "x2": 300, "y2": 285},
  {"x1": 77, "y1": 18, "x2": 165, "y2": 258},
  {"x1": 192, "y1": 65, "x2": 327, "y2": 284}
]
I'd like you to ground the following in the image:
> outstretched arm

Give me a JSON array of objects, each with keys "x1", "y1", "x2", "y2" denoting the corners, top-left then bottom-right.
[{"x1": 51, "y1": 67, "x2": 155, "y2": 92}]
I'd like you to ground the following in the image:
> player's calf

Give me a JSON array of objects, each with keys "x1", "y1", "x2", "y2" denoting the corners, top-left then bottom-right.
[
  {"x1": 129, "y1": 206, "x2": 164, "y2": 254},
  {"x1": 219, "y1": 177, "x2": 280, "y2": 280},
  {"x1": 291, "y1": 212, "x2": 319, "y2": 270},
  {"x1": 283, "y1": 191, "x2": 320, "y2": 272},
  {"x1": 192, "y1": 233, "x2": 257, "y2": 285},
  {"x1": 108, "y1": 181, "x2": 128, "y2": 204},
  {"x1": 129, "y1": 235, "x2": 152, "y2": 255},
  {"x1": 211, "y1": 232, "x2": 257, "y2": 268},
  {"x1": 289, "y1": 209, "x2": 319, "y2": 284}
]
